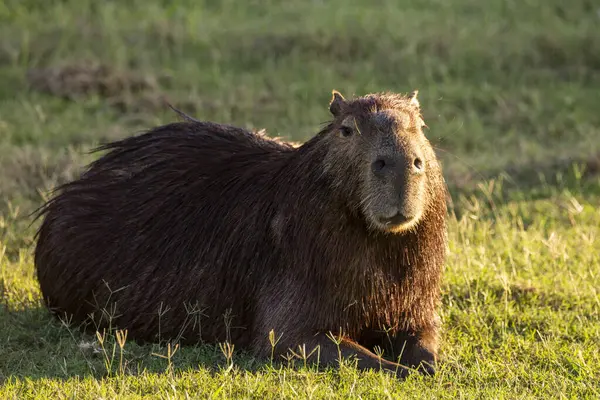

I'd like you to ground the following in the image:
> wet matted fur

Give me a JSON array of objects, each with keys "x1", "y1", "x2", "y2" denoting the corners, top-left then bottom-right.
[{"x1": 34, "y1": 90, "x2": 448, "y2": 378}]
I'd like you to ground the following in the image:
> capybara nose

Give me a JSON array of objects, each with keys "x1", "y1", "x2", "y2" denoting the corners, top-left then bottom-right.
[{"x1": 373, "y1": 155, "x2": 424, "y2": 177}]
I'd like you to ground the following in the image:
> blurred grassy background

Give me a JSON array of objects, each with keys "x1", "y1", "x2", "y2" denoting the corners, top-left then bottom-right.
[
  {"x1": 1, "y1": 0, "x2": 599, "y2": 200},
  {"x1": 1, "y1": 0, "x2": 599, "y2": 398}
]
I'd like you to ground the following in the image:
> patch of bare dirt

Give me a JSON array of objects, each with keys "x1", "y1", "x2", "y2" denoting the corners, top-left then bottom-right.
[
  {"x1": 27, "y1": 61, "x2": 156, "y2": 99},
  {"x1": 25, "y1": 60, "x2": 183, "y2": 114}
]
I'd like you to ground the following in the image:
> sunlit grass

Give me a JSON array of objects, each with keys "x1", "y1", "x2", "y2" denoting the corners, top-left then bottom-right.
[{"x1": 1, "y1": 0, "x2": 599, "y2": 398}]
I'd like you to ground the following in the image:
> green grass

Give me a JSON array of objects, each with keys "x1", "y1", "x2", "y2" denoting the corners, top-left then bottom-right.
[{"x1": 1, "y1": 0, "x2": 599, "y2": 398}]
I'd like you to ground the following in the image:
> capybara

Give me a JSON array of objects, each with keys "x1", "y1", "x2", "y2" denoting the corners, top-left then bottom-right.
[{"x1": 34, "y1": 90, "x2": 448, "y2": 378}]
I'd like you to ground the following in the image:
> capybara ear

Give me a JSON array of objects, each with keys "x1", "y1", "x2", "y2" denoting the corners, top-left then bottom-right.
[
  {"x1": 409, "y1": 90, "x2": 420, "y2": 108},
  {"x1": 329, "y1": 90, "x2": 347, "y2": 117}
]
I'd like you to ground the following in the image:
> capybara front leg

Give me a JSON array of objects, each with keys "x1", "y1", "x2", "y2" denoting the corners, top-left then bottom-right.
[
  {"x1": 285, "y1": 333, "x2": 409, "y2": 379},
  {"x1": 389, "y1": 326, "x2": 439, "y2": 376}
]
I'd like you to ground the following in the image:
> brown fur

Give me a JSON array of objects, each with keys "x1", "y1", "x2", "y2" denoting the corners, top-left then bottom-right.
[{"x1": 33, "y1": 90, "x2": 448, "y2": 378}]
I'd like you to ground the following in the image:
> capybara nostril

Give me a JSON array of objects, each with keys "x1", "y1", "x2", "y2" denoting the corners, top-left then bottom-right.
[
  {"x1": 372, "y1": 159, "x2": 386, "y2": 174},
  {"x1": 413, "y1": 157, "x2": 424, "y2": 171}
]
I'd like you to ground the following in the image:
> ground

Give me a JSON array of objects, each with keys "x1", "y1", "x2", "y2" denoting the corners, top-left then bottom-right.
[{"x1": 1, "y1": 0, "x2": 599, "y2": 398}]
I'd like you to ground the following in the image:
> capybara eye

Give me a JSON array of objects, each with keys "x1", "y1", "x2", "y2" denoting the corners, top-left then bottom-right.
[{"x1": 340, "y1": 126, "x2": 353, "y2": 137}]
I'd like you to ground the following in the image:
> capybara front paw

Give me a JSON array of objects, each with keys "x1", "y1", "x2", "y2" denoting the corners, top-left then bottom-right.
[
  {"x1": 401, "y1": 347, "x2": 436, "y2": 376},
  {"x1": 417, "y1": 359, "x2": 436, "y2": 376}
]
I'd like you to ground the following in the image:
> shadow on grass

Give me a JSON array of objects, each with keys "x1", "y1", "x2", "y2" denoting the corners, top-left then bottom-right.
[
  {"x1": 0, "y1": 304, "x2": 266, "y2": 382},
  {"x1": 2, "y1": 277, "x2": 595, "y2": 383}
]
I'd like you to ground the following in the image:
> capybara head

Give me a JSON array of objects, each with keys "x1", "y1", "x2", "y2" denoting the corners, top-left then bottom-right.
[{"x1": 321, "y1": 90, "x2": 435, "y2": 234}]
